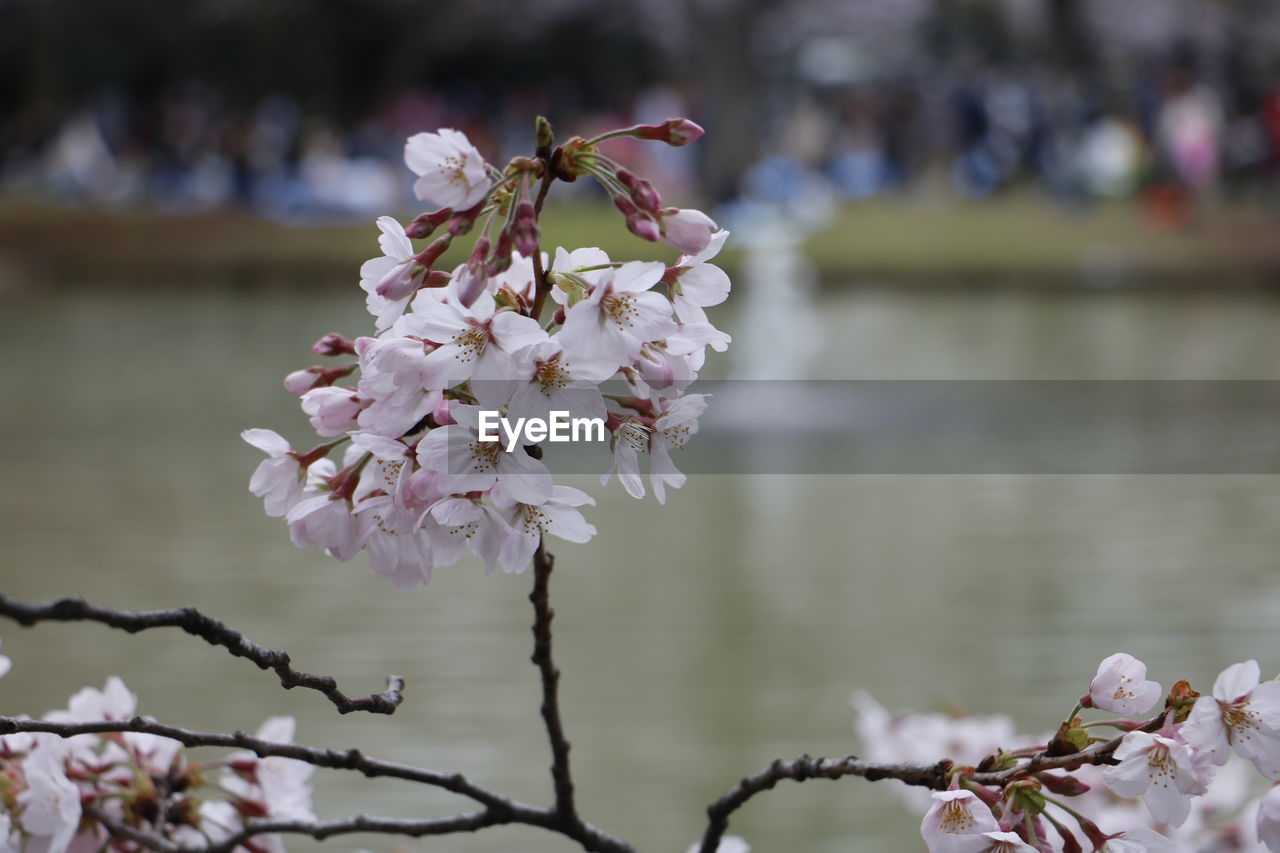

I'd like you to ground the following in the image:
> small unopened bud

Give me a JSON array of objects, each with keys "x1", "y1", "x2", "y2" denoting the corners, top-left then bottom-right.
[
  {"x1": 553, "y1": 307, "x2": 566, "y2": 325},
  {"x1": 449, "y1": 202, "x2": 484, "y2": 237},
  {"x1": 628, "y1": 214, "x2": 660, "y2": 243},
  {"x1": 374, "y1": 261, "x2": 423, "y2": 300},
  {"x1": 406, "y1": 235, "x2": 451, "y2": 274},
  {"x1": 659, "y1": 207, "x2": 716, "y2": 254},
  {"x1": 425, "y1": 270, "x2": 452, "y2": 288},
  {"x1": 535, "y1": 116, "x2": 554, "y2": 158},
  {"x1": 456, "y1": 237, "x2": 491, "y2": 307},
  {"x1": 285, "y1": 368, "x2": 323, "y2": 396},
  {"x1": 514, "y1": 200, "x2": 540, "y2": 257},
  {"x1": 617, "y1": 168, "x2": 662, "y2": 214},
  {"x1": 613, "y1": 196, "x2": 660, "y2": 242},
  {"x1": 637, "y1": 351, "x2": 674, "y2": 389},
  {"x1": 406, "y1": 208, "x2": 453, "y2": 239},
  {"x1": 1036, "y1": 773, "x2": 1090, "y2": 797},
  {"x1": 635, "y1": 118, "x2": 705, "y2": 146},
  {"x1": 312, "y1": 333, "x2": 356, "y2": 357}
]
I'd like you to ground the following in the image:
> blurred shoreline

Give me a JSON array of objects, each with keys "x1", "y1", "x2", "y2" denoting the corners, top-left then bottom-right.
[{"x1": 1, "y1": 198, "x2": 1277, "y2": 292}]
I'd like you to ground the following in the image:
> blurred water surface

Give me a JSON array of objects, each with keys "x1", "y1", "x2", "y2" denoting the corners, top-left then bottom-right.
[{"x1": 3, "y1": 283, "x2": 1280, "y2": 852}]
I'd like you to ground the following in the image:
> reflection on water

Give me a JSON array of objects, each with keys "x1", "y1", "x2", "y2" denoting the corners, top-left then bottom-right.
[{"x1": 3, "y1": 284, "x2": 1280, "y2": 852}]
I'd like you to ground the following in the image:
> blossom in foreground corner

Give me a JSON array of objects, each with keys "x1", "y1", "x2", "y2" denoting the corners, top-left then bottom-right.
[
  {"x1": 920, "y1": 790, "x2": 1000, "y2": 853},
  {"x1": 1101, "y1": 827, "x2": 1176, "y2": 852},
  {"x1": 1101, "y1": 730, "x2": 1200, "y2": 826},
  {"x1": 1181, "y1": 659, "x2": 1280, "y2": 777},
  {"x1": 964, "y1": 830, "x2": 1038, "y2": 853},
  {"x1": 404, "y1": 128, "x2": 491, "y2": 210},
  {"x1": 1257, "y1": 784, "x2": 1280, "y2": 852},
  {"x1": 1089, "y1": 652, "x2": 1163, "y2": 716}
]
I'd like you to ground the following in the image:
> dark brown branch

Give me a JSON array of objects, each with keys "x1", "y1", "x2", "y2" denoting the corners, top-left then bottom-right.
[
  {"x1": 1, "y1": 714, "x2": 634, "y2": 853},
  {"x1": 0, "y1": 594, "x2": 403, "y2": 715},
  {"x1": 530, "y1": 542, "x2": 575, "y2": 817},
  {"x1": 0, "y1": 716, "x2": 523, "y2": 814},
  {"x1": 698, "y1": 755, "x2": 952, "y2": 853},
  {"x1": 528, "y1": 167, "x2": 556, "y2": 321},
  {"x1": 697, "y1": 711, "x2": 1167, "y2": 851},
  {"x1": 202, "y1": 811, "x2": 503, "y2": 853},
  {"x1": 83, "y1": 804, "x2": 182, "y2": 853}
]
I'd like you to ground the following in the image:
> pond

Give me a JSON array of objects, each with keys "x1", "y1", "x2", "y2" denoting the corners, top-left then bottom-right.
[{"x1": 2, "y1": 281, "x2": 1280, "y2": 852}]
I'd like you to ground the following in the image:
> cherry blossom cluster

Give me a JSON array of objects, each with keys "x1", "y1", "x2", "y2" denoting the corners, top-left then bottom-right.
[
  {"x1": 244, "y1": 117, "x2": 731, "y2": 589},
  {"x1": 858, "y1": 654, "x2": 1280, "y2": 852},
  {"x1": 0, "y1": 674, "x2": 313, "y2": 853}
]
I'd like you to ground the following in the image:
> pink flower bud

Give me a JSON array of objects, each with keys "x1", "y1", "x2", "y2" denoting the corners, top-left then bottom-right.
[
  {"x1": 284, "y1": 368, "x2": 322, "y2": 396},
  {"x1": 616, "y1": 168, "x2": 662, "y2": 214},
  {"x1": 374, "y1": 261, "x2": 423, "y2": 300},
  {"x1": 659, "y1": 207, "x2": 716, "y2": 254},
  {"x1": 636, "y1": 345, "x2": 674, "y2": 390},
  {"x1": 405, "y1": 208, "x2": 453, "y2": 239},
  {"x1": 414, "y1": 236, "x2": 452, "y2": 268},
  {"x1": 456, "y1": 237, "x2": 491, "y2": 307},
  {"x1": 635, "y1": 118, "x2": 705, "y2": 146},
  {"x1": 432, "y1": 397, "x2": 456, "y2": 426},
  {"x1": 312, "y1": 333, "x2": 356, "y2": 357}
]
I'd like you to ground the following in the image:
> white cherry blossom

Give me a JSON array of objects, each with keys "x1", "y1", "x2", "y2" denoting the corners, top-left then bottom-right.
[
  {"x1": 405, "y1": 287, "x2": 546, "y2": 397},
  {"x1": 417, "y1": 405, "x2": 553, "y2": 505},
  {"x1": 1257, "y1": 784, "x2": 1280, "y2": 852},
  {"x1": 355, "y1": 336, "x2": 440, "y2": 438},
  {"x1": 243, "y1": 429, "x2": 306, "y2": 517},
  {"x1": 492, "y1": 483, "x2": 597, "y2": 573},
  {"x1": 668, "y1": 229, "x2": 732, "y2": 324},
  {"x1": 558, "y1": 261, "x2": 674, "y2": 364},
  {"x1": 1102, "y1": 730, "x2": 1200, "y2": 826},
  {"x1": 1090, "y1": 653, "x2": 1163, "y2": 716},
  {"x1": 360, "y1": 215, "x2": 418, "y2": 330},
  {"x1": 404, "y1": 129, "x2": 490, "y2": 210},
  {"x1": 920, "y1": 790, "x2": 1000, "y2": 853},
  {"x1": 1182, "y1": 660, "x2": 1280, "y2": 777}
]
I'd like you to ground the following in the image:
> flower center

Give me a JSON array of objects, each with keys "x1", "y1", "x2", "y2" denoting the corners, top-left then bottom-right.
[
  {"x1": 1112, "y1": 676, "x2": 1137, "y2": 702},
  {"x1": 939, "y1": 800, "x2": 978, "y2": 833},
  {"x1": 603, "y1": 293, "x2": 639, "y2": 329},
  {"x1": 440, "y1": 154, "x2": 469, "y2": 188},
  {"x1": 1223, "y1": 700, "x2": 1263, "y2": 744},
  {"x1": 615, "y1": 420, "x2": 651, "y2": 454},
  {"x1": 516, "y1": 504, "x2": 550, "y2": 536},
  {"x1": 469, "y1": 440, "x2": 500, "y2": 472},
  {"x1": 1145, "y1": 744, "x2": 1175, "y2": 785},
  {"x1": 536, "y1": 358, "x2": 569, "y2": 394},
  {"x1": 452, "y1": 325, "x2": 490, "y2": 363}
]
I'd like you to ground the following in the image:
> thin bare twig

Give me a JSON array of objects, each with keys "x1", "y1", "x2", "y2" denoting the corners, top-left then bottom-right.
[
  {"x1": 530, "y1": 543, "x2": 576, "y2": 817},
  {"x1": 0, "y1": 594, "x2": 403, "y2": 715},
  {"x1": 698, "y1": 755, "x2": 953, "y2": 853}
]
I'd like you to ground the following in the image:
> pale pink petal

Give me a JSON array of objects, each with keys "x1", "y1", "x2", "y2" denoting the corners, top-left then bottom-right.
[{"x1": 1216, "y1": 661, "x2": 1263, "y2": 703}]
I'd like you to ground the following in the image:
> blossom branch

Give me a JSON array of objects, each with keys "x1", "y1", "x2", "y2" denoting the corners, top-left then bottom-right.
[
  {"x1": 697, "y1": 755, "x2": 954, "y2": 853},
  {"x1": 530, "y1": 543, "x2": 577, "y2": 817},
  {"x1": 0, "y1": 594, "x2": 403, "y2": 715},
  {"x1": 83, "y1": 804, "x2": 183, "y2": 853},
  {"x1": 0, "y1": 715, "x2": 524, "y2": 812},
  {"x1": 0, "y1": 714, "x2": 634, "y2": 853}
]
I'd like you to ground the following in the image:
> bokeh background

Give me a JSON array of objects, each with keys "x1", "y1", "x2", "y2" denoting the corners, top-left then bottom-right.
[{"x1": 3, "y1": 1, "x2": 1280, "y2": 850}]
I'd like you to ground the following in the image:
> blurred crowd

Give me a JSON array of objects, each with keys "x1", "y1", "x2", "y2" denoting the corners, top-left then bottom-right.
[
  {"x1": 4, "y1": 0, "x2": 1280, "y2": 222},
  {"x1": 0, "y1": 85, "x2": 703, "y2": 220},
  {"x1": 748, "y1": 47, "x2": 1280, "y2": 220}
]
